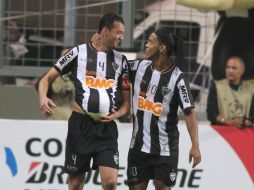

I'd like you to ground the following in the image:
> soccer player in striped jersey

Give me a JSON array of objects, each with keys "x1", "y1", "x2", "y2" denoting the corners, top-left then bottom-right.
[
  {"x1": 127, "y1": 27, "x2": 201, "y2": 190},
  {"x1": 38, "y1": 13, "x2": 130, "y2": 190}
]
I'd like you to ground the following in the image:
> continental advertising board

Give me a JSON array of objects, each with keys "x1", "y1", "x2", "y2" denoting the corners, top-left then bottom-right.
[{"x1": 0, "y1": 119, "x2": 253, "y2": 190}]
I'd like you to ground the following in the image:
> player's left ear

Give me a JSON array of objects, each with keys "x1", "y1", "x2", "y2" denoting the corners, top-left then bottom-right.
[
  {"x1": 159, "y1": 44, "x2": 167, "y2": 54},
  {"x1": 101, "y1": 27, "x2": 109, "y2": 37}
]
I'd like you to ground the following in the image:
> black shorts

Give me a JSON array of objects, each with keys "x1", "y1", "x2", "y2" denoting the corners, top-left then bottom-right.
[
  {"x1": 64, "y1": 111, "x2": 119, "y2": 175},
  {"x1": 127, "y1": 149, "x2": 178, "y2": 187}
]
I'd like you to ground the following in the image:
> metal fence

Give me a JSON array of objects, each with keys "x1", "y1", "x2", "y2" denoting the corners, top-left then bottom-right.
[
  {"x1": 0, "y1": 0, "x2": 218, "y2": 110},
  {"x1": 0, "y1": 0, "x2": 120, "y2": 78}
]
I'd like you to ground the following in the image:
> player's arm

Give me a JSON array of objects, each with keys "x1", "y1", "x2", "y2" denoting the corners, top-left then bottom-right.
[
  {"x1": 99, "y1": 90, "x2": 130, "y2": 122},
  {"x1": 177, "y1": 74, "x2": 201, "y2": 168},
  {"x1": 38, "y1": 68, "x2": 60, "y2": 117},
  {"x1": 113, "y1": 89, "x2": 130, "y2": 119},
  {"x1": 184, "y1": 109, "x2": 201, "y2": 168},
  {"x1": 116, "y1": 56, "x2": 131, "y2": 118},
  {"x1": 100, "y1": 56, "x2": 131, "y2": 122},
  {"x1": 39, "y1": 46, "x2": 78, "y2": 117},
  {"x1": 117, "y1": 57, "x2": 132, "y2": 118}
]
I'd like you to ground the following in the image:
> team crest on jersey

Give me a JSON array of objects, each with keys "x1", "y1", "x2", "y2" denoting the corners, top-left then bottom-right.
[
  {"x1": 113, "y1": 153, "x2": 119, "y2": 165},
  {"x1": 112, "y1": 62, "x2": 119, "y2": 71},
  {"x1": 162, "y1": 86, "x2": 170, "y2": 95},
  {"x1": 169, "y1": 171, "x2": 176, "y2": 181}
]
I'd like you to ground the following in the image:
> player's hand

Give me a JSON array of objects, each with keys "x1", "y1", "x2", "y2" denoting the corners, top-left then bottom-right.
[
  {"x1": 90, "y1": 33, "x2": 101, "y2": 46},
  {"x1": 189, "y1": 146, "x2": 201, "y2": 168},
  {"x1": 39, "y1": 96, "x2": 56, "y2": 117},
  {"x1": 96, "y1": 109, "x2": 118, "y2": 122}
]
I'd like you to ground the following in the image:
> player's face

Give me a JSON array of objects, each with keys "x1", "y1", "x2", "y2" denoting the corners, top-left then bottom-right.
[
  {"x1": 144, "y1": 32, "x2": 160, "y2": 59},
  {"x1": 225, "y1": 58, "x2": 244, "y2": 84},
  {"x1": 106, "y1": 21, "x2": 124, "y2": 49}
]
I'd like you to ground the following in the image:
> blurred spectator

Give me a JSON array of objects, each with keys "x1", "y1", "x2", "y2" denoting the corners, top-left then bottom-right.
[
  {"x1": 207, "y1": 56, "x2": 254, "y2": 128},
  {"x1": 4, "y1": 20, "x2": 21, "y2": 42},
  {"x1": 35, "y1": 47, "x2": 74, "y2": 120},
  {"x1": 175, "y1": 2, "x2": 254, "y2": 81},
  {"x1": 212, "y1": 8, "x2": 254, "y2": 81},
  {"x1": 4, "y1": 20, "x2": 28, "y2": 59},
  {"x1": 0, "y1": 20, "x2": 28, "y2": 85}
]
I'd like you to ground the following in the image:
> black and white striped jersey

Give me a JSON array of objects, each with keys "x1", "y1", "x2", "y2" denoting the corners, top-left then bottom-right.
[
  {"x1": 54, "y1": 43, "x2": 130, "y2": 116},
  {"x1": 129, "y1": 59, "x2": 194, "y2": 156}
]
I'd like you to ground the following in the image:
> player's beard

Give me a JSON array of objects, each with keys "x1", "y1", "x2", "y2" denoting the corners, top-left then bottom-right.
[{"x1": 145, "y1": 49, "x2": 160, "y2": 61}]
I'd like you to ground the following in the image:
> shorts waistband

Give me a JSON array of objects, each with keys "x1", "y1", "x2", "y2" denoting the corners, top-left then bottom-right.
[{"x1": 71, "y1": 111, "x2": 94, "y2": 120}]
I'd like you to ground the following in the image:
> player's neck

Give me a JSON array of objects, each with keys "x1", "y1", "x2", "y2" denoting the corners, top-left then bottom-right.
[
  {"x1": 91, "y1": 41, "x2": 111, "y2": 53},
  {"x1": 153, "y1": 56, "x2": 173, "y2": 72}
]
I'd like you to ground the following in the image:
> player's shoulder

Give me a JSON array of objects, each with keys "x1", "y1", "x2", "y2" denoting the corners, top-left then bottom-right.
[
  {"x1": 77, "y1": 43, "x2": 88, "y2": 50},
  {"x1": 112, "y1": 50, "x2": 129, "y2": 64},
  {"x1": 172, "y1": 65, "x2": 184, "y2": 77},
  {"x1": 112, "y1": 49, "x2": 126, "y2": 57},
  {"x1": 128, "y1": 59, "x2": 151, "y2": 70},
  {"x1": 129, "y1": 59, "x2": 152, "y2": 65}
]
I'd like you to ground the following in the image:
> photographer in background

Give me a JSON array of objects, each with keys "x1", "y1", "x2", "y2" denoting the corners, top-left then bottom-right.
[{"x1": 207, "y1": 56, "x2": 254, "y2": 128}]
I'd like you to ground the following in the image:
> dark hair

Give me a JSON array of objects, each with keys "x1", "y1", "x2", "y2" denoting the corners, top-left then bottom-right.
[
  {"x1": 98, "y1": 13, "x2": 124, "y2": 33},
  {"x1": 154, "y1": 27, "x2": 185, "y2": 66},
  {"x1": 154, "y1": 27, "x2": 184, "y2": 57}
]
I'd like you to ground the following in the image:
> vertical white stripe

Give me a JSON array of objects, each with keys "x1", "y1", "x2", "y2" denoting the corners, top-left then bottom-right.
[
  {"x1": 97, "y1": 52, "x2": 110, "y2": 114},
  {"x1": 77, "y1": 44, "x2": 89, "y2": 112},
  {"x1": 158, "y1": 67, "x2": 182, "y2": 156},
  {"x1": 141, "y1": 70, "x2": 160, "y2": 153},
  {"x1": 98, "y1": 88, "x2": 110, "y2": 115},
  {"x1": 130, "y1": 60, "x2": 150, "y2": 149},
  {"x1": 112, "y1": 50, "x2": 123, "y2": 108},
  {"x1": 141, "y1": 112, "x2": 153, "y2": 152}
]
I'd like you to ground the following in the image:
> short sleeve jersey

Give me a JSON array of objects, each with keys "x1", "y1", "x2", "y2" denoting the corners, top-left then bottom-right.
[
  {"x1": 54, "y1": 43, "x2": 130, "y2": 115},
  {"x1": 128, "y1": 59, "x2": 194, "y2": 156}
]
